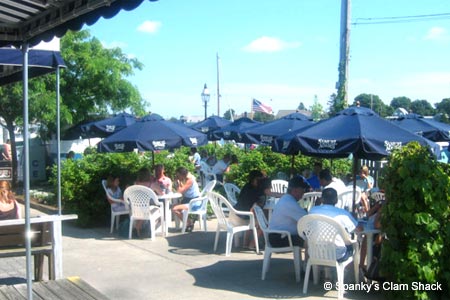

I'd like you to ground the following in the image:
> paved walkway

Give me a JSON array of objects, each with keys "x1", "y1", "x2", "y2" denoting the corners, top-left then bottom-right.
[{"x1": 1, "y1": 205, "x2": 386, "y2": 300}]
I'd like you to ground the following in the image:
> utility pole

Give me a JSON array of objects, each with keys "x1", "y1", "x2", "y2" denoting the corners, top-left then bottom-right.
[
  {"x1": 216, "y1": 52, "x2": 221, "y2": 117},
  {"x1": 337, "y1": 0, "x2": 351, "y2": 108}
]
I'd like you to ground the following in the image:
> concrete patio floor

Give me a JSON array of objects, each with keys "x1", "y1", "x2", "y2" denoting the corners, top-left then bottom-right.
[{"x1": 1, "y1": 207, "x2": 387, "y2": 300}]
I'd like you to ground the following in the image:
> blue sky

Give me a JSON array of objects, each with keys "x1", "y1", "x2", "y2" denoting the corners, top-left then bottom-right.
[{"x1": 84, "y1": 0, "x2": 450, "y2": 119}]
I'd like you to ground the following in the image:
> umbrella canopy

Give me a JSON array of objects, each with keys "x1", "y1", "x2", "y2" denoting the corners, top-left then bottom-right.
[
  {"x1": 213, "y1": 117, "x2": 262, "y2": 144},
  {"x1": 0, "y1": 49, "x2": 66, "y2": 85},
  {"x1": 244, "y1": 112, "x2": 314, "y2": 146},
  {"x1": 81, "y1": 113, "x2": 137, "y2": 138},
  {"x1": 98, "y1": 114, "x2": 208, "y2": 153},
  {"x1": 190, "y1": 116, "x2": 232, "y2": 140},
  {"x1": 391, "y1": 113, "x2": 450, "y2": 142},
  {"x1": 273, "y1": 106, "x2": 437, "y2": 160}
]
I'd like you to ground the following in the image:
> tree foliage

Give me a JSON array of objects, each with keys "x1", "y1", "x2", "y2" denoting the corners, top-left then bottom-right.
[
  {"x1": 380, "y1": 142, "x2": 450, "y2": 299},
  {"x1": 390, "y1": 96, "x2": 411, "y2": 111},
  {"x1": 60, "y1": 30, "x2": 147, "y2": 127},
  {"x1": 411, "y1": 99, "x2": 435, "y2": 116}
]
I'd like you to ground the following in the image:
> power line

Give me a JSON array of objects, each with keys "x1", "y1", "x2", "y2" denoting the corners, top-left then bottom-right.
[{"x1": 353, "y1": 12, "x2": 450, "y2": 25}]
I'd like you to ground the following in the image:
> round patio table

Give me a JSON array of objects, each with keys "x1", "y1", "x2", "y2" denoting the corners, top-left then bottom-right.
[{"x1": 158, "y1": 192, "x2": 182, "y2": 236}]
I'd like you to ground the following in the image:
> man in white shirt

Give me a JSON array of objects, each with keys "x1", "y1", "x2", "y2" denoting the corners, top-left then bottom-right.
[
  {"x1": 309, "y1": 188, "x2": 359, "y2": 260},
  {"x1": 212, "y1": 153, "x2": 231, "y2": 182},
  {"x1": 268, "y1": 176, "x2": 309, "y2": 247},
  {"x1": 319, "y1": 169, "x2": 346, "y2": 196}
]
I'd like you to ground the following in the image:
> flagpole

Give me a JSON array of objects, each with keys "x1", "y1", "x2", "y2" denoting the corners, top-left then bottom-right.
[{"x1": 216, "y1": 52, "x2": 220, "y2": 116}]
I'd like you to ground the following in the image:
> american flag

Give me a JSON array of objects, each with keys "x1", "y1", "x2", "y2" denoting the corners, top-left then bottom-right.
[{"x1": 252, "y1": 99, "x2": 273, "y2": 114}]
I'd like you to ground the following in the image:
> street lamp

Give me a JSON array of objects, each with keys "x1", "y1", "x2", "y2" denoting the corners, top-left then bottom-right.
[{"x1": 201, "y1": 83, "x2": 210, "y2": 120}]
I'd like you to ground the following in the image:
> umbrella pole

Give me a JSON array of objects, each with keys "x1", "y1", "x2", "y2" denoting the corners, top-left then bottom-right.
[
  {"x1": 352, "y1": 155, "x2": 358, "y2": 214},
  {"x1": 290, "y1": 154, "x2": 295, "y2": 178},
  {"x1": 152, "y1": 151, "x2": 155, "y2": 168}
]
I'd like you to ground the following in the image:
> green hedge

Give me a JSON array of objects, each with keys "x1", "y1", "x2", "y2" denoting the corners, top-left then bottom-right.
[
  {"x1": 50, "y1": 145, "x2": 351, "y2": 227},
  {"x1": 380, "y1": 142, "x2": 450, "y2": 299}
]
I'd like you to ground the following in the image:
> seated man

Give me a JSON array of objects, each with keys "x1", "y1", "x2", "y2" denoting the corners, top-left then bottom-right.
[
  {"x1": 268, "y1": 176, "x2": 309, "y2": 247},
  {"x1": 212, "y1": 153, "x2": 231, "y2": 182},
  {"x1": 319, "y1": 168, "x2": 347, "y2": 197},
  {"x1": 309, "y1": 188, "x2": 359, "y2": 261}
]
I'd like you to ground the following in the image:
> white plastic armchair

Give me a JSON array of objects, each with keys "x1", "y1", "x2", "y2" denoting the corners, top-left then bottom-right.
[
  {"x1": 123, "y1": 185, "x2": 163, "y2": 240},
  {"x1": 253, "y1": 205, "x2": 302, "y2": 282},
  {"x1": 101, "y1": 179, "x2": 130, "y2": 233},
  {"x1": 298, "y1": 192, "x2": 322, "y2": 212},
  {"x1": 180, "y1": 180, "x2": 217, "y2": 233},
  {"x1": 371, "y1": 191, "x2": 385, "y2": 203},
  {"x1": 223, "y1": 183, "x2": 240, "y2": 207},
  {"x1": 200, "y1": 161, "x2": 217, "y2": 187},
  {"x1": 207, "y1": 191, "x2": 259, "y2": 256},
  {"x1": 271, "y1": 179, "x2": 288, "y2": 194},
  {"x1": 337, "y1": 186, "x2": 361, "y2": 213},
  {"x1": 297, "y1": 214, "x2": 360, "y2": 299}
]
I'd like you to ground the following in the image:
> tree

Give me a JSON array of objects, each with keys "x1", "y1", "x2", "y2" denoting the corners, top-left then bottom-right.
[
  {"x1": 354, "y1": 93, "x2": 393, "y2": 117},
  {"x1": 410, "y1": 99, "x2": 435, "y2": 116},
  {"x1": 223, "y1": 108, "x2": 235, "y2": 120},
  {"x1": 252, "y1": 111, "x2": 275, "y2": 122},
  {"x1": 59, "y1": 30, "x2": 147, "y2": 128},
  {"x1": 297, "y1": 102, "x2": 306, "y2": 111},
  {"x1": 310, "y1": 95, "x2": 324, "y2": 121},
  {"x1": 0, "y1": 29, "x2": 147, "y2": 185},
  {"x1": 390, "y1": 96, "x2": 411, "y2": 111},
  {"x1": 435, "y1": 98, "x2": 450, "y2": 123}
]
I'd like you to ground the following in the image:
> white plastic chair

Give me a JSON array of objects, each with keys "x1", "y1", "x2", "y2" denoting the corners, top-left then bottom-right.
[
  {"x1": 253, "y1": 205, "x2": 302, "y2": 282},
  {"x1": 297, "y1": 215, "x2": 360, "y2": 299},
  {"x1": 101, "y1": 179, "x2": 129, "y2": 233},
  {"x1": 123, "y1": 185, "x2": 163, "y2": 240},
  {"x1": 371, "y1": 191, "x2": 385, "y2": 203},
  {"x1": 200, "y1": 161, "x2": 217, "y2": 187},
  {"x1": 223, "y1": 182, "x2": 240, "y2": 207},
  {"x1": 298, "y1": 192, "x2": 322, "y2": 212},
  {"x1": 207, "y1": 191, "x2": 259, "y2": 256},
  {"x1": 271, "y1": 179, "x2": 288, "y2": 194},
  {"x1": 337, "y1": 186, "x2": 361, "y2": 213},
  {"x1": 181, "y1": 180, "x2": 217, "y2": 233}
]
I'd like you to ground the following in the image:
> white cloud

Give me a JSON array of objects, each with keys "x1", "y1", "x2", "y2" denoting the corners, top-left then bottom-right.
[
  {"x1": 137, "y1": 20, "x2": 162, "y2": 33},
  {"x1": 424, "y1": 26, "x2": 449, "y2": 41},
  {"x1": 101, "y1": 40, "x2": 128, "y2": 49},
  {"x1": 243, "y1": 36, "x2": 301, "y2": 53}
]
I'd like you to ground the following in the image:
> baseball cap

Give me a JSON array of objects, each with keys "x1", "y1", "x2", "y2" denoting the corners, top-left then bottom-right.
[{"x1": 288, "y1": 175, "x2": 310, "y2": 189}]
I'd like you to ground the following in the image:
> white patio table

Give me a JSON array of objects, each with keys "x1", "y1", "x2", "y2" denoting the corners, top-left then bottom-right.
[{"x1": 158, "y1": 192, "x2": 182, "y2": 236}]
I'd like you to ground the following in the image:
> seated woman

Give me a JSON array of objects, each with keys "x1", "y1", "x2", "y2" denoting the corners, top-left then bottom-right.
[
  {"x1": 105, "y1": 175, "x2": 127, "y2": 212},
  {"x1": 171, "y1": 167, "x2": 200, "y2": 232},
  {"x1": 233, "y1": 170, "x2": 265, "y2": 213},
  {"x1": 150, "y1": 164, "x2": 173, "y2": 195},
  {"x1": 0, "y1": 180, "x2": 20, "y2": 220},
  {"x1": 356, "y1": 165, "x2": 374, "y2": 213}
]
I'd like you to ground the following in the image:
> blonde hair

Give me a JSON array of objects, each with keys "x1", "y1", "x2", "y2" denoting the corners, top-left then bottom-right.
[
  {"x1": 0, "y1": 180, "x2": 14, "y2": 204},
  {"x1": 361, "y1": 165, "x2": 369, "y2": 176}
]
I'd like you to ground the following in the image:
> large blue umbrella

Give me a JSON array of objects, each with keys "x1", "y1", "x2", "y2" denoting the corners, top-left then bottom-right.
[
  {"x1": 391, "y1": 113, "x2": 450, "y2": 142},
  {"x1": 81, "y1": 112, "x2": 137, "y2": 138},
  {"x1": 273, "y1": 106, "x2": 437, "y2": 160},
  {"x1": 213, "y1": 117, "x2": 262, "y2": 144},
  {"x1": 98, "y1": 114, "x2": 208, "y2": 153},
  {"x1": 244, "y1": 112, "x2": 314, "y2": 146},
  {"x1": 190, "y1": 116, "x2": 232, "y2": 141}
]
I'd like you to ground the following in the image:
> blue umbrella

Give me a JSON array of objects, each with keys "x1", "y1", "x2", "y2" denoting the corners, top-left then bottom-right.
[
  {"x1": 273, "y1": 106, "x2": 437, "y2": 160},
  {"x1": 244, "y1": 112, "x2": 314, "y2": 146},
  {"x1": 98, "y1": 114, "x2": 208, "y2": 153},
  {"x1": 391, "y1": 113, "x2": 450, "y2": 142},
  {"x1": 213, "y1": 117, "x2": 262, "y2": 144},
  {"x1": 190, "y1": 116, "x2": 232, "y2": 141},
  {"x1": 81, "y1": 112, "x2": 136, "y2": 138}
]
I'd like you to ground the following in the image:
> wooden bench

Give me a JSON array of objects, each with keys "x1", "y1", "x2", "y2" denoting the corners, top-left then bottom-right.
[{"x1": 0, "y1": 215, "x2": 77, "y2": 281}]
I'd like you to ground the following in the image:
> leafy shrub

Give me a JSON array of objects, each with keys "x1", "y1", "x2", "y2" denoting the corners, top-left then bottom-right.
[
  {"x1": 380, "y1": 142, "x2": 450, "y2": 299},
  {"x1": 50, "y1": 149, "x2": 192, "y2": 227}
]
